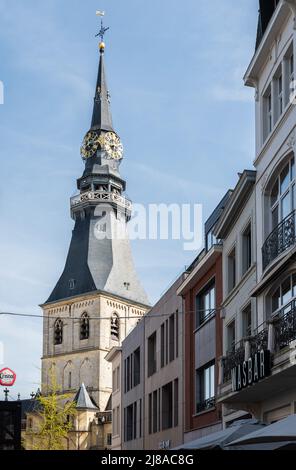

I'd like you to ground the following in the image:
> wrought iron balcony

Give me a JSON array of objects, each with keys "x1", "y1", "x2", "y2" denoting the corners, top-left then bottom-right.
[
  {"x1": 196, "y1": 397, "x2": 216, "y2": 414},
  {"x1": 249, "y1": 324, "x2": 268, "y2": 356},
  {"x1": 262, "y1": 210, "x2": 296, "y2": 270},
  {"x1": 274, "y1": 299, "x2": 296, "y2": 351},
  {"x1": 222, "y1": 341, "x2": 245, "y2": 383},
  {"x1": 222, "y1": 326, "x2": 268, "y2": 384}
]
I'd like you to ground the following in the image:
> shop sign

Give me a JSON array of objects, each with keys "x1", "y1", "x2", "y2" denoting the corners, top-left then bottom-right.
[
  {"x1": 0, "y1": 367, "x2": 16, "y2": 387},
  {"x1": 231, "y1": 350, "x2": 270, "y2": 392}
]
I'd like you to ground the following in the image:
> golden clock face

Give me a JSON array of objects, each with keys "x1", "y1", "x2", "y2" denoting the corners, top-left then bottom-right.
[
  {"x1": 80, "y1": 131, "x2": 101, "y2": 160},
  {"x1": 101, "y1": 132, "x2": 124, "y2": 161}
]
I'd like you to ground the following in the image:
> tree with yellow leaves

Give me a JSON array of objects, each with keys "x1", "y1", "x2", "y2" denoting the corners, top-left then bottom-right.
[{"x1": 33, "y1": 367, "x2": 77, "y2": 450}]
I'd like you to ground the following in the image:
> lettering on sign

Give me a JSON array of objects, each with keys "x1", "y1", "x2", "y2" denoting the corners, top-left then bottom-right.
[{"x1": 231, "y1": 350, "x2": 271, "y2": 392}]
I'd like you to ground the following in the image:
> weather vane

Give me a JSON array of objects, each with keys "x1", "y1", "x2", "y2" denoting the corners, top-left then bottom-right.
[{"x1": 95, "y1": 10, "x2": 109, "y2": 43}]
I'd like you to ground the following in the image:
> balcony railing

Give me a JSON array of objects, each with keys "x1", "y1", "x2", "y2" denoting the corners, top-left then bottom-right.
[
  {"x1": 70, "y1": 190, "x2": 132, "y2": 212},
  {"x1": 220, "y1": 301, "x2": 296, "y2": 387},
  {"x1": 222, "y1": 326, "x2": 268, "y2": 384},
  {"x1": 196, "y1": 397, "x2": 215, "y2": 414},
  {"x1": 222, "y1": 341, "x2": 245, "y2": 383},
  {"x1": 274, "y1": 300, "x2": 296, "y2": 351},
  {"x1": 262, "y1": 210, "x2": 296, "y2": 270},
  {"x1": 249, "y1": 324, "x2": 268, "y2": 356}
]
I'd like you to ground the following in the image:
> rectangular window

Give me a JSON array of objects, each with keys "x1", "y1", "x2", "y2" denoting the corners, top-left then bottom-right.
[
  {"x1": 153, "y1": 390, "x2": 158, "y2": 434},
  {"x1": 165, "y1": 320, "x2": 169, "y2": 365},
  {"x1": 196, "y1": 282, "x2": 215, "y2": 328},
  {"x1": 107, "y1": 433, "x2": 112, "y2": 446},
  {"x1": 112, "y1": 370, "x2": 116, "y2": 392},
  {"x1": 278, "y1": 74, "x2": 283, "y2": 116},
  {"x1": 242, "y1": 223, "x2": 252, "y2": 274},
  {"x1": 125, "y1": 404, "x2": 134, "y2": 442},
  {"x1": 175, "y1": 311, "x2": 179, "y2": 358},
  {"x1": 116, "y1": 406, "x2": 121, "y2": 436},
  {"x1": 139, "y1": 400, "x2": 142, "y2": 438},
  {"x1": 174, "y1": 379, "x2": 179, "y2": 427},
  {"x1": 133, "y1": 348, "x2": 140, "y2": 387},
  {"x1": 126, "y1": 356, "x2": 131, "y2": 392},
  {"x1": 290, "y1": 53, "x2": 294, "y2": 96},
  {"x1": 161, "y1": 323, "x2": 165, "y2": 368},
  {"x1": 133, "y1": 402, "x2": 137, "y2": 440},
  {"x1": 162, "y1": 382, "x2": 173, "y2": 430},
  {"x1": 267, "y1": 91, "x2": 272, "y2": 134},
  {"x1": 195, "y1": 363, "x2": 215, "y2": 414},
  {"x1": 148, "y1": 332, "x2": 157, "y2": 377},
  {"x1": 227, "y1": 247, "x2": 236, "y2": 292},
  {"x1": 242, "y1": 304, "x2": 252, "y2": 337},
  {"x1": 148, "y1": 393, "x2": 152, "y2": 435},
  {"x1": 117, "y1": 366, "x2": 120, "y2": 391},
  {"x1": 206, "y1": 230, "x2": 217, "y2": 251},
  {"x1": 227, "y1": 320, "x2": 236, "y2": 353},
  {"x1": 169, "y1": 314, "x2": 175, "y2": 362},
  {"x1": 124, "y1": 360, "x2": 127, "y2": 393}
]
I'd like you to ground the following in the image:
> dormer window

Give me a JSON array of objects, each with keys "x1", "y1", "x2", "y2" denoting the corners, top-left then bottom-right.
[{"x1": 69, "y1": 279, "x2": 76, "y2": 290}]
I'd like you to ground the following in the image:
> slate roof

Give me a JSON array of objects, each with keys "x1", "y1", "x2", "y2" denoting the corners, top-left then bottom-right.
[
  {"x1": 91, "y1": 50, "x2": 114, "y2": 132},
  {"x1": 20, "y1": 399, "x2": 41, "y2": 419},
  {"x1": 73, "y1": 383, "x2": 98, "y2": 410}
]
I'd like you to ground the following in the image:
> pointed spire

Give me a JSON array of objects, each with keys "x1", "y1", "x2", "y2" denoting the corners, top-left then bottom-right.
[
  {"x1": 73, "y1": 383, "x2": 98, "y2": 410},
  {"x1": 90, "y1": 42, "x2": 114, "y2": 132}
]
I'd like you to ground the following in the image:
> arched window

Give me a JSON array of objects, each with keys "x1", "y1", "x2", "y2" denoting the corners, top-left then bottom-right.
[
  {"x1": 111, "y1": 313, "x2": 119, "y2": 340},
  {"x1": 270, "y1": 157, "x2": 295, "y2": 230},
  {"x1": 80, "y1": 312, "x2": 90, "y2": 340},
  {"x1": 54, "y1": 318, "x2": 63, "y2": 345}
]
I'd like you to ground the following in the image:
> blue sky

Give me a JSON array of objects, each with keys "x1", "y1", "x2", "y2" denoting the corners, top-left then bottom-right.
[{"x1": 0, "y1": 0, "x2": 258, "y2": 398}]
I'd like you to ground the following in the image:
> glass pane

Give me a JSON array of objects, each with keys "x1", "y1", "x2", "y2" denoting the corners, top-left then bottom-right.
[
  {"x1": 210, "y1": 365, "x2": 215, "y2": 398},
  {"x1": 205, "y1": 292, "x2": 210, "y2": 312},
  {"x1": 280, "y1": 164, "x2": 290, "y2": 194},
  {"x1": 281, "y1": 192, "x2": 291, "y2": 220},
  {"x1": 282, "y1": 276, "x2": 292, "y2": 305},
  {"x1": 271, "y1": 181, "x2": 279, "y2": 206},
  {"x1": 293, "y1": 273, "x2": 296, "y2": 297},
  {"x1": 279, "y1": 75, "x2": 282, "y2": 94},
  {"x1": 272, "y1": 206, "x2": 279, "y2": 229},
  {"x1": 204, "y1": 368, "x2": 210, "y2": 400},
  {"x1": 210, "y1": 287, "x2": 215, "y2": 310},
  {"x1": 291, "y1": 159, "x2": 295, "y2": 181},
  {"x1": 207, "y1": 231, "x2": 212, "y2": 251}
]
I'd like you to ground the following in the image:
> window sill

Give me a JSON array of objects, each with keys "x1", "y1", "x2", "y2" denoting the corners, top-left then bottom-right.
[
  {"x1": 193, "y1": 406, "x2": 216, "y2": 418},
  {"x1": 194, "y1": 312, "x2": 216, "y2": 333}
]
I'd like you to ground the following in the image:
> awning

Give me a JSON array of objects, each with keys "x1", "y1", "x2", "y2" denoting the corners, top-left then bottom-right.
[
  {"x1": 174, "y1": 419, "x2": 265, "y2": 450},
  {"x1": 228, "y1": 414, "x2": 296, "y2": 446}
]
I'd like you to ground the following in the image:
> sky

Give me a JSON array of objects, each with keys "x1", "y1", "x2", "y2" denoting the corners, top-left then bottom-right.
[{"x1": 0, "y1": 0, "x2": 258, "y2": 399}]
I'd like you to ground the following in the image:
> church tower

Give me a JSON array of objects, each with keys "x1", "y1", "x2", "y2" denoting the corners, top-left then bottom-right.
[{"x1": 41, "y1": 22, "x2": 150, "y2": 411}]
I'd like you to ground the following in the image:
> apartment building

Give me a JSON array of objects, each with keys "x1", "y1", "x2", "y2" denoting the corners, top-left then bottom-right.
[
  {"x1": 217, "y1": 0, "x2": 296, "y2": 424},
  {"x1": 108, "y1": 276, "x2": 184, "y2": 450},
  {"x1": 177, "y1": 192, "x2": 232, "y2": 442},
  {"x1": 214, "y1": 171, "x2": 257, "y2": 426}
]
